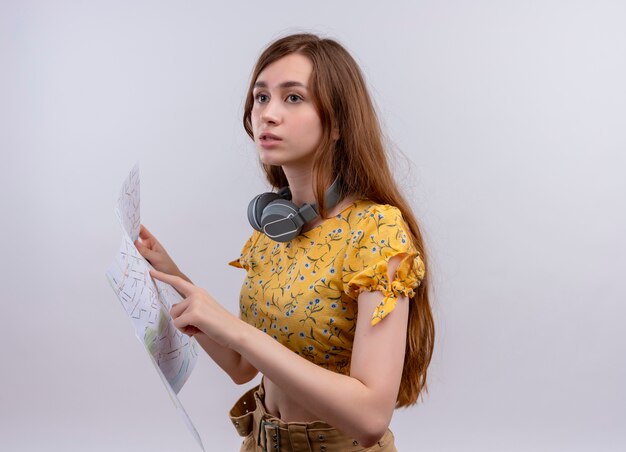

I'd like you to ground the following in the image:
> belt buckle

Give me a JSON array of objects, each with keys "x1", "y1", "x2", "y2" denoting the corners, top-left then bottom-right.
[{"x1": 260, "y1": 420, "x2": 281, "y2": 452}]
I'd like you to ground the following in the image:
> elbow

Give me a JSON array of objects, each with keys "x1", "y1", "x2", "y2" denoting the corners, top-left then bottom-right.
[
  {"x1": 356, "y1": 431, "x2": 387, "y2": 449},
  {"x1": 230, "y1": 367, "x2": 259, "y2": 385},
  {"x1": 354, "y1": 416, "x2": 390, "y2": 448},
  {"x1": 230, "y1": 374, "x2": 252, "y2": 385}
]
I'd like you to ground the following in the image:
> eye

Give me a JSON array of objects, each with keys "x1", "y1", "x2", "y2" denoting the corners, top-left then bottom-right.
[
  {"x1": 255, "y1": 93, "x2": 269, "y2": 103},
  {"x1": 286, "y1": 94, "x2": 303, "y2": 103}
]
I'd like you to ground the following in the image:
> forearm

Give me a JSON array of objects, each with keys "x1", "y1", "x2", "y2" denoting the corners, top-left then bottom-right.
[
  {"x1": 232, "y1": 321, "x2": 393, "y2": 446},
  {"x1": 194, "y1": 332, "x2": 258, "y2": 384}
]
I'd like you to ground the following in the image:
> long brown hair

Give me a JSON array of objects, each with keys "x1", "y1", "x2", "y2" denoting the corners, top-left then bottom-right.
[{"x1": 243, "y1": 33, "x2": 434, "y2": 407}]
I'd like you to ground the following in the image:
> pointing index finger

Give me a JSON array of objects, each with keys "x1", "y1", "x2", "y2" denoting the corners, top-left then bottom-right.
[{"x1": 150, "y1": 269, "x2": 194, "y2": 297}]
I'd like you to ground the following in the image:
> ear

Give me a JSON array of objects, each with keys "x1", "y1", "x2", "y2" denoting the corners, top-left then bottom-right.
[{"x1": 332, "y1": 127, "x2": 340, "y2": 141}]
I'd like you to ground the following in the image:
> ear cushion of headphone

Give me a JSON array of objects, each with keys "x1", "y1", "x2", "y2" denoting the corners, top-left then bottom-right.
[
  {"x1": 260, "y1": 199, "x2": 302, "y2": 242},
  {"x1": 247, "y1": 192, "x2": 282, "y2": 232}
]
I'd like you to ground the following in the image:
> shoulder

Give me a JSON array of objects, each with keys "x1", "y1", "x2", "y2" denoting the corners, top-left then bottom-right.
[
  {"x1": 344, "y1": 199, "x2": 411, "y2": 240},
  {"x1": 342, "y1": 199, "x2": 419, "y2": 281},
  {"x1": 345, "y1": 199, "x2": 405, "y2": 219}
]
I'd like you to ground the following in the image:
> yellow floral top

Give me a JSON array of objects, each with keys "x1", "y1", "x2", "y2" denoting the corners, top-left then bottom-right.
[{"x1": 229, "y1": 199, "x2": 425, "y2": 375}]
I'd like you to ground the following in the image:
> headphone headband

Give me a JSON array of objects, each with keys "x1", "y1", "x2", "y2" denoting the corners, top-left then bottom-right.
[{"x1": 277, "y1": 178, "x2": 341, "y2": 216}]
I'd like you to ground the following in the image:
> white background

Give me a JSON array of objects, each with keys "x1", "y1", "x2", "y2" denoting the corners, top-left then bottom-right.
[{"x1": 2, "y1": 1, "x2": 625, "y2": 451}]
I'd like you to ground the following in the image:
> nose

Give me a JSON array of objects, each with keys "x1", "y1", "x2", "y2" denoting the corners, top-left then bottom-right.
[{"x1": 260, "y1": 97, "x2": 282, "y2": 125}]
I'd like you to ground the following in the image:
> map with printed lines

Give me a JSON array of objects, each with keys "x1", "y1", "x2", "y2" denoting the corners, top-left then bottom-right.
[{"x1": 106, "y1": 165, "x2": 204, "y2": 450}]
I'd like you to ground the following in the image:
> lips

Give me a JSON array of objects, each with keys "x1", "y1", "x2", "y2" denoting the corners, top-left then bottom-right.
[{"x1": 260, "y1": 132, "x2": 282, "y2": 141}]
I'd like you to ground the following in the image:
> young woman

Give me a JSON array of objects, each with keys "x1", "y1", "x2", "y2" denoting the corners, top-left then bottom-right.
[{"x1": 139, "y1": 33, "x2": 434, "y2": 451}]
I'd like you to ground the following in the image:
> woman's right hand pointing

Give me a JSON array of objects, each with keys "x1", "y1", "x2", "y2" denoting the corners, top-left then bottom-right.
[{"x1": 135, "y1": 224, "x2": 184, "y2": 278}]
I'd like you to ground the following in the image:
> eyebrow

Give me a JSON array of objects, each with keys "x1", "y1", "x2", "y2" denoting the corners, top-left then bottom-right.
[{"x1": 253, "y1": 81, "x2": 308, "y2": 89}]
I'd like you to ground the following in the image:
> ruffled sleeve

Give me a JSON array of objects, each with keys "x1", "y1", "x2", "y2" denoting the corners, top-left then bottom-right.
[
  {"x1": 342, "y1": 204, "x2": 425, "y2": 326},
  {"x1": 228, "y1": 231, "x2": 260, "y2": 271}
]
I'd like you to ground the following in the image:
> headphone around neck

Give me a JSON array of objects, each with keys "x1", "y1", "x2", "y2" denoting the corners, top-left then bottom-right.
[{"x1": 247, "y1": 179, "x2": 341, "y2": 243}]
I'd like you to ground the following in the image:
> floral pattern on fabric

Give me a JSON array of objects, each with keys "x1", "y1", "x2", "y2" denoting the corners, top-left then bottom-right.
[{"x1": 229, "y1": 199, "x2": 425, "y2": 374}]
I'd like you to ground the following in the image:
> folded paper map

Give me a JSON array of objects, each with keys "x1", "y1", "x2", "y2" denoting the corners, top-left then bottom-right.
[{"x1": 106, "y1": 164, "x2": 204, "y2": 451}]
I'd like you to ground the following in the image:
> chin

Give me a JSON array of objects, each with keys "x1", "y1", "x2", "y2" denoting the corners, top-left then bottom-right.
[
  {"x1": 258, "y1": 150, "x2": 285, "y2": 167},
  {"x1": 258, "y1": 155, "x2": 283, "y2": 167}
]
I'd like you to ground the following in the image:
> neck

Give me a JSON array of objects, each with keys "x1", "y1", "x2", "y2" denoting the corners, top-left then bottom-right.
[
  {"x1": 282, "y1": 167, "x2": 315, "y2": 207},
  {"x1": 281, "y1": 166, "x2": 360, "y2": 233}
]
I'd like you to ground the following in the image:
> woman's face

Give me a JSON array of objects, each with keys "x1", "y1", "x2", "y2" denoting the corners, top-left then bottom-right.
[{"x1": 251, "y1": 53, "x2": 323, "y2": 173}]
